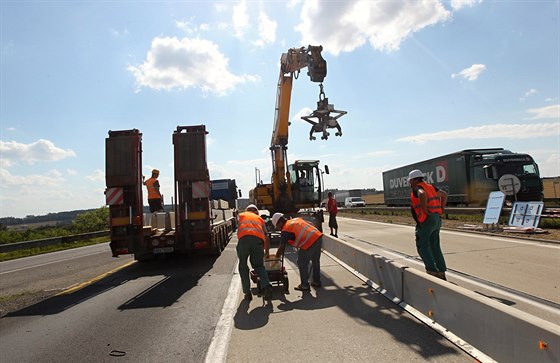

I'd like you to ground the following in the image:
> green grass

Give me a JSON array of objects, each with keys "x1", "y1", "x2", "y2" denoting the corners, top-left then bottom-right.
[{"x1": 0, "y1": 237, "x2": 108, "y2": 262}]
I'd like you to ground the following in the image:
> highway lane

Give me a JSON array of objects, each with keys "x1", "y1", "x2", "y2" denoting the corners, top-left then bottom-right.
[
  {"x1": 0, "y1": 242, "x2": 135, "y2": 312},
  {"x1": 0, "y1": 241, "x2": 240, "y2": 362},
  {"x1": 329, "y1": 216, "x2": 560, "y2": 323},
  {"x1": 0, "y1": 236, "x2": 473, "y2": 362}
]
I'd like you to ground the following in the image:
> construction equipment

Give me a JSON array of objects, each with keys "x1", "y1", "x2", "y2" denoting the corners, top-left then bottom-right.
[
  {"x1": 249, "y1": 45, "x2": 346, "y2": 229},
  {"x1": 105, "y1": 125, "x2": 236, "y2": 260}
]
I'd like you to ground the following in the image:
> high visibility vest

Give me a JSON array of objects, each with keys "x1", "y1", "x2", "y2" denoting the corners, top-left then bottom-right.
[
  {"x1": 237, "y1": 212, "x2": 266, "y2": 241},
  {"x1": 410, "y1": 182, "x2": 443, "y2": 223},
  {"x1": 145, "y1": 178, "x2": 160, "y2": 199},
  {"x1": 282, "y1": 218, "x2": 322, "y2": 250}
]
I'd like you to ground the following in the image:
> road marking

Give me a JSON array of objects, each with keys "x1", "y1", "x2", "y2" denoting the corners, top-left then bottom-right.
[
  {"x1": 205, "y1": 261, "x2": 241, "y2": 363},
  {"x1": 0, "y1": 250, "x2": 108, "y2": 275},
  {"x1": 56, "y1": 260, "x2": 136, "y2": 295}
]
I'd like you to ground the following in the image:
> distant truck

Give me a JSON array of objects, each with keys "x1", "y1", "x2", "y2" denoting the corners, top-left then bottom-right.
[
  {"x1": 382, "y1": 148, "x2": 543, "y2": 206},
  {"x1": 211, "y1": 179, "x2": 240, "y2": 210},
  {"x1": 105, "y1": 125, "x2": 236, "y2": 261},
  {"x1": 329, "y1": 189, "x2": 361, "y2": 207}
]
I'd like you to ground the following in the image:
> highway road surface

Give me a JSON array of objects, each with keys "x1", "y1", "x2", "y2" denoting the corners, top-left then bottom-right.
[{"x1": 1, "y1": 217, "x2": 558, "y2": 362}]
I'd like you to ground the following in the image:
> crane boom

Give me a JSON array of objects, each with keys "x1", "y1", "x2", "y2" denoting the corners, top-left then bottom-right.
[{"x1": 250, "y1": 45, "x2": 346, "y2": 228}]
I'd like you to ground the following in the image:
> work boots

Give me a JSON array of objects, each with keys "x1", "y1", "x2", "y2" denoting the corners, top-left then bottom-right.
[{"x1": 427, "y1": 270, "x2": 447, "y2": 281}]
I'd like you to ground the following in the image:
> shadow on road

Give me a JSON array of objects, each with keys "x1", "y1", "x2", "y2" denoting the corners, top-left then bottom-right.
[{"x1": 5, "y1": 255, "x2": 217, "y2": 317}]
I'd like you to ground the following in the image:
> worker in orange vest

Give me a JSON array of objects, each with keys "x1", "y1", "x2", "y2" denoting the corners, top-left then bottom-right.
[
  {"x1": 272, "y1": 213, "x2": 323, "y2": 291},
  {"x1": 408, "y1": 169, "x2": 448, "y2": 280},
  {"x1": 237, "y1": 204, "x2": 273, "y2": 301},
  {"x1": 143, "y1": 169, "x2": 163, "y2": 213}
]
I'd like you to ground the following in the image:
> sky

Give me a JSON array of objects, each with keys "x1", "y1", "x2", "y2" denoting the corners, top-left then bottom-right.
[{"x1": 1, "y1": 0, "x2": 559, "y2": 218}]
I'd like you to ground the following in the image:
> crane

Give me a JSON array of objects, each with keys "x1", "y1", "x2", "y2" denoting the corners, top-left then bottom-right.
[{"x1": 250, "y1": 45, "x2": 347, "y2": 229}]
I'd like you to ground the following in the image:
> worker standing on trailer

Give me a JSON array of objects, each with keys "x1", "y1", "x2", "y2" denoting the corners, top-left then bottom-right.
[
  {"x1": 408, "y1": 169, "x2": 448, "y2": 280},
  {"x1": 143, "y1": 169, "x2": 163, "y2": 212},
  {"x1": 237, "y1": 204, "x2": 273, "y2": 301},
  {"x1": 272, "y1": 213, "x2": 323, "y2": 291}
]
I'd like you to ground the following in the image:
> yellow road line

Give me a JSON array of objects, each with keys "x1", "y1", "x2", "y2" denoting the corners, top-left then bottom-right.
[{"x1": 56, "y1": 260, "x2": 136, "y2": 296}]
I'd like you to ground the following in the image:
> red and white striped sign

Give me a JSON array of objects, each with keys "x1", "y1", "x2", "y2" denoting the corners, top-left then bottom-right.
[
  {"x1": 106, "y1": 187, "x2": 124, "y2": 205},
  {"x1": 192, "y1": 181, "x2": 211, "y2": 198}
]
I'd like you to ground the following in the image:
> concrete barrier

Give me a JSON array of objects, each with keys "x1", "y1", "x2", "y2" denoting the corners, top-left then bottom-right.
[{"x1": 322, "y1": 236, "x2": 560, "y2": 363}]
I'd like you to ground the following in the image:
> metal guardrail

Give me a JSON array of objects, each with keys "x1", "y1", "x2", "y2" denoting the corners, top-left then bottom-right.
[
  {"x1": 341, "y1": 206, "x2": 559, "y2": 219},
  {"x1": 0, "y1": 231, "x2": 110, "y2": 253}
]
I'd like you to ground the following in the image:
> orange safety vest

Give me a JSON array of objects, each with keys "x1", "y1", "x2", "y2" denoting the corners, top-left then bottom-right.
[
  {"x1": 282, "y1": 218, "x2": 322, "y2": 250},
  {"x1": 410, "y1": 182, "x2": 443, "y2": 223},
  {"x1": 145, "y1": 178, "x2": 160, "y2": 199},
  {"x1": 237, "y1": 212, "x2": 267, "y2": 241}
]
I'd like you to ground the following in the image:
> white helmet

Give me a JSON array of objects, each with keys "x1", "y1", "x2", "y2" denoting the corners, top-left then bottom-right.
[
  {"x1": 245, "y1": 204, "x2": 258, "y2": 213},
  {"x1": 271, "y1": 213, "x2": 284, "y2": 227},
  {"x1": 408, "y1": 169, "x2": 424, "y2": 181}
]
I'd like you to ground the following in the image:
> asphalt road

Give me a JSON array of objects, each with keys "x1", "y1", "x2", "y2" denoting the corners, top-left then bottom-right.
[{"x1": 1, "y1": 218, "x2": 558, "y2": 362}]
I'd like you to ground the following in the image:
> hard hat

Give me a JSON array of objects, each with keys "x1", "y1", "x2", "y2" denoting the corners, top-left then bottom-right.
[
  {"x1": 271, "y1": 213, "x2": 284, "y2": 227},
  {"x1": 245, "y1": 204, "x2": 258, "y2": 212},
  {"x1": 408, "y1": 169, "x2": 424, "y2": 181},
  {"x1": 152, "y1": 169, "x2": 160, "y2": 175}
]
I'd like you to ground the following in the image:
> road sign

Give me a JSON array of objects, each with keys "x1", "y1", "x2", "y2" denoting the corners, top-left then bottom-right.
[
  {"x1": 508, "y1": 201, "x2": 544, "y2": 228},
  {"x1": 498, "y1": 174, "x2": 521, "y2": 196},
  {"x1": 483, "y1": 191, "x2": 505, "y2": 224}
]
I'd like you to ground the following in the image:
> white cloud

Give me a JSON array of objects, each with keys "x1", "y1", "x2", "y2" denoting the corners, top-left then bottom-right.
[
  {"x1": 85, "y1": 169, "x2": 104, "y2": 182},
  {"x1": 451, "y1": 64, "x2": 486, "y2": 81},
  {"x1": 0, "y1": 139, "x2": 76, "y2": 166},
  {"x1": 526, "y1": 104, "x2": 560, "y2": 120},
  {"x1": 450, "y1": 0, "x2": 483, "y2": 11},
  {"x1": 232, "y1": 0, "x2": 250, "y2": 39},
  {"x1": 67, "y1": 169, "x2": 78, "y2": 176},
  {"x1": 397, "y1": 123, "x2": 560, "y2": 144},
  {"x1": 0, "y1": 168, "x2": 65, "y2": 186},
  {"x1": 254, "y1": 11, "x2": 277, "y2": 47},
  {"x1": 520, "y1": 88, "x2": 538, "y2": 102},
  {"x1": 128, "y1": 37, "x2": 258, "y2": 95},
  {"x1": 292, "y1": 107, "x2": 314, "y2": 123},
  {"x1": 295, "y1": 0, "x2": 451, "y2": 55},
  {"x1": 287, "y1": 0, "x2": 301, "y2": 8}
]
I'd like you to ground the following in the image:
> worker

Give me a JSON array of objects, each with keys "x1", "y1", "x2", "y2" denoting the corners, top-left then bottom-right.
[
  {"x1": 408, "y1": 169, "x2": 448, "y2": 280},
  {"x1": 327, "y1": 191, "x2": 338, "y2": 237},
  {"x1": 237, "y1": 204, "x2": 273, "y2": 301},
  {"x1": 144, "y1": 169, "x2": 163, "y2": 213},
  {"x1": 271, "y1": 213, "x2": 323, "y2": 291}
]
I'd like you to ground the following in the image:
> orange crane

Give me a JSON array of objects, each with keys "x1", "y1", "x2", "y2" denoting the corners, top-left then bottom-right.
[{"x1": 250, "y1": 45, "x2": 346, "y2": 229}]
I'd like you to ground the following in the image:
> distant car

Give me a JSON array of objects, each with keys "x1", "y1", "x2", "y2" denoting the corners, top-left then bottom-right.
[{"x1": 344, "y1": 197, "x2": 366, "y2": 208}]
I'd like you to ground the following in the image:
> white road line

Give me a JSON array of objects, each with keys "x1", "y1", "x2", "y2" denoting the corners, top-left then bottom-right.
[
  {"x1": 340, "y1": 217, "x2": 560, "y2": 248},
  {"x1": 204, "y1": 262, "x2": 241, "y2": 363},
  {"x1": 0, "y1": 251, "x2": 107, "y2": 275}
]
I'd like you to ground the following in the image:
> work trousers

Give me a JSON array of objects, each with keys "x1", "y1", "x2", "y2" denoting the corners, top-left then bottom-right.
[
  {"x1": 236, "y1": 235, "x2": 271, "y2": 294},
  {"x1": 415, "y1": 214, "x2": 447, "y2": 273},
  {"x1": 297, "y1": 237, "x2": 323, "y2": 287}
]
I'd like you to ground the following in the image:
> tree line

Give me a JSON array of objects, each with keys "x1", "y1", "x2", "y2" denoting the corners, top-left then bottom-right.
[{"x1": 0, "y1": 207, "x2": 109, "y2": 245}]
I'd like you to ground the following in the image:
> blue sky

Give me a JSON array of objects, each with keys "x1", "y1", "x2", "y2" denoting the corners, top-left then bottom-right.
[{"x1": 1, "y1": 0, "x2": 559, "y2": 218}]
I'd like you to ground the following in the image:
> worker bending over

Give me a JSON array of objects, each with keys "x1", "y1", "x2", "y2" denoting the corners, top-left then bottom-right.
[
  {"x1": 271, "y1": 213, "x2": 323, "y2": 291},
  {"x1": 237, "y1": 205, "x2": 273, "y2": 301}
]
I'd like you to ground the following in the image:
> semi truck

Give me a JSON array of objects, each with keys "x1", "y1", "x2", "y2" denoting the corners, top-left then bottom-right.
[
  {"x1": 105, "y1": 125, "x2": 236, "y2": 261},
  {"x1": 382, "y1": 148, "x2": 543, "y2": 206}
]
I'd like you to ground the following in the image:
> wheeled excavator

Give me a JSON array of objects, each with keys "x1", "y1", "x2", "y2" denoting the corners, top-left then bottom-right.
[{"x1": 249, "y1": 45, "x2": 346, "y2": 230}]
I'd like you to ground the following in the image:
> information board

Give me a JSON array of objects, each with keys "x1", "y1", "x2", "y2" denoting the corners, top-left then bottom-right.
[
  {"x1": 508, "y1": 201, "x2": 544, "y2": 228},
  {"x1": 483, "y1": 191, "x2": 505, "y2": 224}
]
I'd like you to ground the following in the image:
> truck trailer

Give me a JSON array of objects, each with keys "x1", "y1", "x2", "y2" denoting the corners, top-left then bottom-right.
[
  {"x1": 382, "y1": 148, "x2": 543, "y2": 206},
  {"x1": 105, "y1": 125, "x2": 236, "y2": 260}
]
